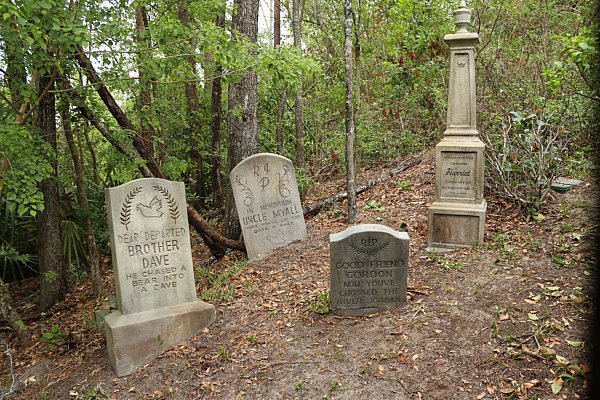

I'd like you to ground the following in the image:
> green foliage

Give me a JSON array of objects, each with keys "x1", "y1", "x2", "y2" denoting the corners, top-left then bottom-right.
[
  {"x1": 309, "y1": 290, "x2": 330, "y2": 314},
  {"x1": 484, "y1": 110, "x2": 569, "y2": 210},
  {"x1": 41, "y1": 324, "x2": 67, "y2": 350},
  {"x1": 61, "y1": 219, "x2": 88, "y2": 280},
  {"x1": 197, "y1": 260, "x2": 248, "y2": 303},
  {"x1": 364, "y1": 199, "x2": 385, "y2": 212},
  {"x1": 0, "y1": 125, "x2": 53, "y2": 218},
  {"x1": 0, "y1": 243, "x2": 37, "y2": 282},
  {"x1": 476, "y1": 0, "x2": 595, "y2": 210}
]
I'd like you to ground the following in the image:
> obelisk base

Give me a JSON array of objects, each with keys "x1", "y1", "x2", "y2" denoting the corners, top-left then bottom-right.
[{"x1": 427, "y1": 200, "x2": 486, "y2": 251}]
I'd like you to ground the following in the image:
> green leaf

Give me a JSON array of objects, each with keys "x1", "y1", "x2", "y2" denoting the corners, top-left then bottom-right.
[
  {"x1": 551, "y1": 377, "x2": 563, "y2": 394},
  {"x1": 555, "y1": 354, "x2": 569, "y2": 365},
  {"x1": 566, "y1": 340, "x2": 583, "y2": 348},
  {"x1": 531, "y1": 212, "x2": 545, "y2": 221},
  {"x1": 527, "y1": 313, "x2": 539, "y2": 321}
]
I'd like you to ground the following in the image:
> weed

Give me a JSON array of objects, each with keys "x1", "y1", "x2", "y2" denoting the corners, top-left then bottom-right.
[
  {"x1": 552, "y1": 254, "x2": 569, "y2": 268},
  {"x1": 395, "y1": 180, "x2": 413, "y2": 190},
  {"x1": 80, "y1": 386, "x2": 100, "y2": 400},
  {"x1": 246, "y1": 334, "x2": 258, "y2": 345},
  {"x1": 443, "y1": 261, "x2": 466, "y2": 271},
  {"x1": 295, "y1": 380, "x2": 304, "y2": 391},
  {"x1": 217, "y1": 346, "x2": 229, "y2": 361},
  {"x1": 197, "y1": 260, "x2": 248, "y2": 303},
  {"x1": 363, "y1": 199, "x2": 385, "y2": 212},
  {"x1": 156, "y1": 335, "x2": 164, "y2": 346},
  {"x1": 329, "y1": 380, "x2": 341, "y2": 393},
  {"x1": 41, "y1": 324, "x2": 66, "y2": 349},
  {"x1": 309, "y1": 290, "x2": 330, "y2": 314},
  {"x1": 242, "y1": 279, "x2": 256, "y2": 296},
  {"x1": 333, "y1": 346, "x2": 345, "y2": 362},
  {"x1": 560, "y1": 223, "x2": 575, "y2": 233},
  {"x1": 489, "y1": 233, "x2": 516, "y2": 261}
]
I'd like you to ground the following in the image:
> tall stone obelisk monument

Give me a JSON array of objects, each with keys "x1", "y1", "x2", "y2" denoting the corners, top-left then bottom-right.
[{"x1": 427, "y1": 0, "x2": 486, "y2": 250}]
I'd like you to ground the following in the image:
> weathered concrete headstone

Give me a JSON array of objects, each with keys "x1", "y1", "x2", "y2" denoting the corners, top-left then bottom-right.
[
  {"x1": 428, "y1": 0, "x2": 486, "y2": 250},
  {"x1": 330, "y1": 224, "x2": 409, "y2": 316},
  {"x1": 230, "y1": 153, "x2": 307, "y2": 259},
  {"x1": 104, "y1": 178, "x2": 215, "y2": 377}
]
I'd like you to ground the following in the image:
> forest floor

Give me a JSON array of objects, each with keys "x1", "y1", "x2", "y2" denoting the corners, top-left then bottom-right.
[{"x1": 1, "y1": 150, "x2": 597, "y2": 400}]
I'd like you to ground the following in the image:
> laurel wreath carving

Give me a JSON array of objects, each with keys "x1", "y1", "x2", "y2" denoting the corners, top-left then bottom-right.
[
  {"x1": 120, "y1": 186, "x2": 143, "y2": 231},
  {"x1": 152, "y1": 184, "x2": 180, "y2": 223},
  {"x1": 348, "y1": 240, "x2": 390, "y2": 258}
]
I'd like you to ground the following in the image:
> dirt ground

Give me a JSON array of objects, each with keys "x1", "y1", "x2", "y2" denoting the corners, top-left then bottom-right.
[{"x1": 1, "y1": 151, "x2": 596, "y2": 399}]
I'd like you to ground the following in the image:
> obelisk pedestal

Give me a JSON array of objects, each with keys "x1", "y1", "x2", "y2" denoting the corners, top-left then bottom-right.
[{"x1": 428, "y1": 1, "x2": 486, "y2": 250}]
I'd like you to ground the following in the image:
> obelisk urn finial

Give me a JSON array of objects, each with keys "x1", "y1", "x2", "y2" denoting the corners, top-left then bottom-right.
[{"x1": 454, "y1": 0, "x2": 471, "y2": 33}]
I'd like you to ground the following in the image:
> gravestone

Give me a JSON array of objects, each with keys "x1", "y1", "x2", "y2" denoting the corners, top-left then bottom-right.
[
  {"x1": 104, "y1": 178, "x2": 215, "y2": 377},
  {"x1": 330, "y1": 224, "x2": 409, "y2": 316},
  {"x1": 230, "y1": 153, "x2": 307, "y2": 259},
  {"x1": 428, "y1": 0, "x2": 486, "y2": 250}
]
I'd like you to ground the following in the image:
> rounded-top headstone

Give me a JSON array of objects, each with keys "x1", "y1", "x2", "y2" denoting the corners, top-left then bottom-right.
[
  {"x1": 330, "y1": 224, "x2": 409, "y2": 316},
  {"x1": 230, "y1": 153, "x2": 307, "y2": 259}
]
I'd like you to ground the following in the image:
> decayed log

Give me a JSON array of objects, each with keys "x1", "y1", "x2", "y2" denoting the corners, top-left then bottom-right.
[{"x1": 303, "y1": 156, "x2": 421, "y2": 218}]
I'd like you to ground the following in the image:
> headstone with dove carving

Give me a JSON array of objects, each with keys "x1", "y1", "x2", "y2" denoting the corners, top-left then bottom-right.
[{"x1": 104, "y1": 178, "x2": 215, "y2": 376}]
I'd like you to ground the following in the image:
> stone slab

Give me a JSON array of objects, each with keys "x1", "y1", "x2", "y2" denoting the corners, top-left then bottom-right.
[
  {"x1": 428, "y1": 200, "x2": 486, "y2": 249},
  {"x1": 105, "y1": 178, "x2": 197, "y2": 314},
  {"x1": 105, "y1": 301, "x2": 215, "y2": 377},
  {"x1": 230, "y1": 153, "x2": 307, "y2": 259},
  {"x1": 330, "y1": 224, "x2": 409, "y2": 316},
  {"x1": 104, "y1": 178, "x2": 215, "y2": 376},
  {"x1": 434, "y1": 137, "x2": 485, "y2": 203}
]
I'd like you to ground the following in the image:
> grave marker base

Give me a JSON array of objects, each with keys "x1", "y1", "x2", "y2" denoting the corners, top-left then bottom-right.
[
  {"x1": 427, "y1": 200, "x2": 486, "y2": 250},
  {"x1": 105, "y1": 300, "x2": 215, "y2": 377}
]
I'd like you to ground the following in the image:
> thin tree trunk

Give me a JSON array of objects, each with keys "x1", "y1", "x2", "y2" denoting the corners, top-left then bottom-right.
[
  {"x1": 82, "y1": 124, "x2": 99, "y2": 186},
  {"x1": 276, "y1": 89, "x2": 287, "y2": 154},
  {"x1": 70, "y1": 54, "x2": 237, "y2": 257},
  {"x1": 292, "y1": 0, "x2": 305, "y2": 169},
  {"x1": 135, "y1": 6, "x2": 157, "y2": 163},
  {"x1": 210, "y1": 12, "x2": 225, "y2": 206},
  {"x1": 274, "y1": 0, "x2": 287, "y2": 154},
  {"x1": 35, "y1": 70, "x2": 68, "y2": 312},
  {"x1": 178, "y1": 1, "x2": 206, "y2": 209},
  {"x1": 60, "y1": 90, "x2": 102, "y2": 298},
  {"x1": 74, "y1": 45, "x2": 164, "y2": 179},
  {"x1": 222, "y1": 0, "x2": 260, "y2": 240},
  {"x1": 344, "y1": 0, "x2": 357, "y2": 223}
]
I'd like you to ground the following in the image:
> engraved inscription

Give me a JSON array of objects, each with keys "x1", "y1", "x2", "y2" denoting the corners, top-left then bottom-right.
[
  {"x1": 440, "y1": 152, "x2": 476, "y2": 199},
  {"x1": 230, "y1": 154, "x2": 307, "y2": 259}
]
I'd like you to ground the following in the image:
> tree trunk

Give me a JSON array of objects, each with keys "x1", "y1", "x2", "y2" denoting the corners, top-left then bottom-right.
[
  {"x1": 177, "y1": 1, "x2": 206, "y2": 209},
  {"x1": 35, "y1": 71, "x2": 68, "y2": 312},
  {"x1": 222, "y1": 0, "x2": 260, "y2": 240},
  {"x1": 274, "y1": 0, "x2": 287, "y2": 154},
  {"x1": 60, "y1": 90, "x2": 102, "y2": 299},
  {"x1": 276, "y1": 89, "x2": 287, "y2": 154},
  {"x1": 210, "y1": 11, "x2": 226, "y2": 207},
  {"x1": 71, "y1": 50, "x2": 238, "y2": 257},
  {"x1": 292, "y1": 0, "x2": 305, "y2": 169},
  {"x1": 82, "y1": 123, "x2": 100, "y2": 186},
  {"x1": 134, "y1": 5, "x2": 158, "y2": 163},
  {"x1": 74, "y1": 45, "x2": 165, "y2": 179},
  {"x1": 344, "y1": 0, "x2": 357, "y2": 224}
]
